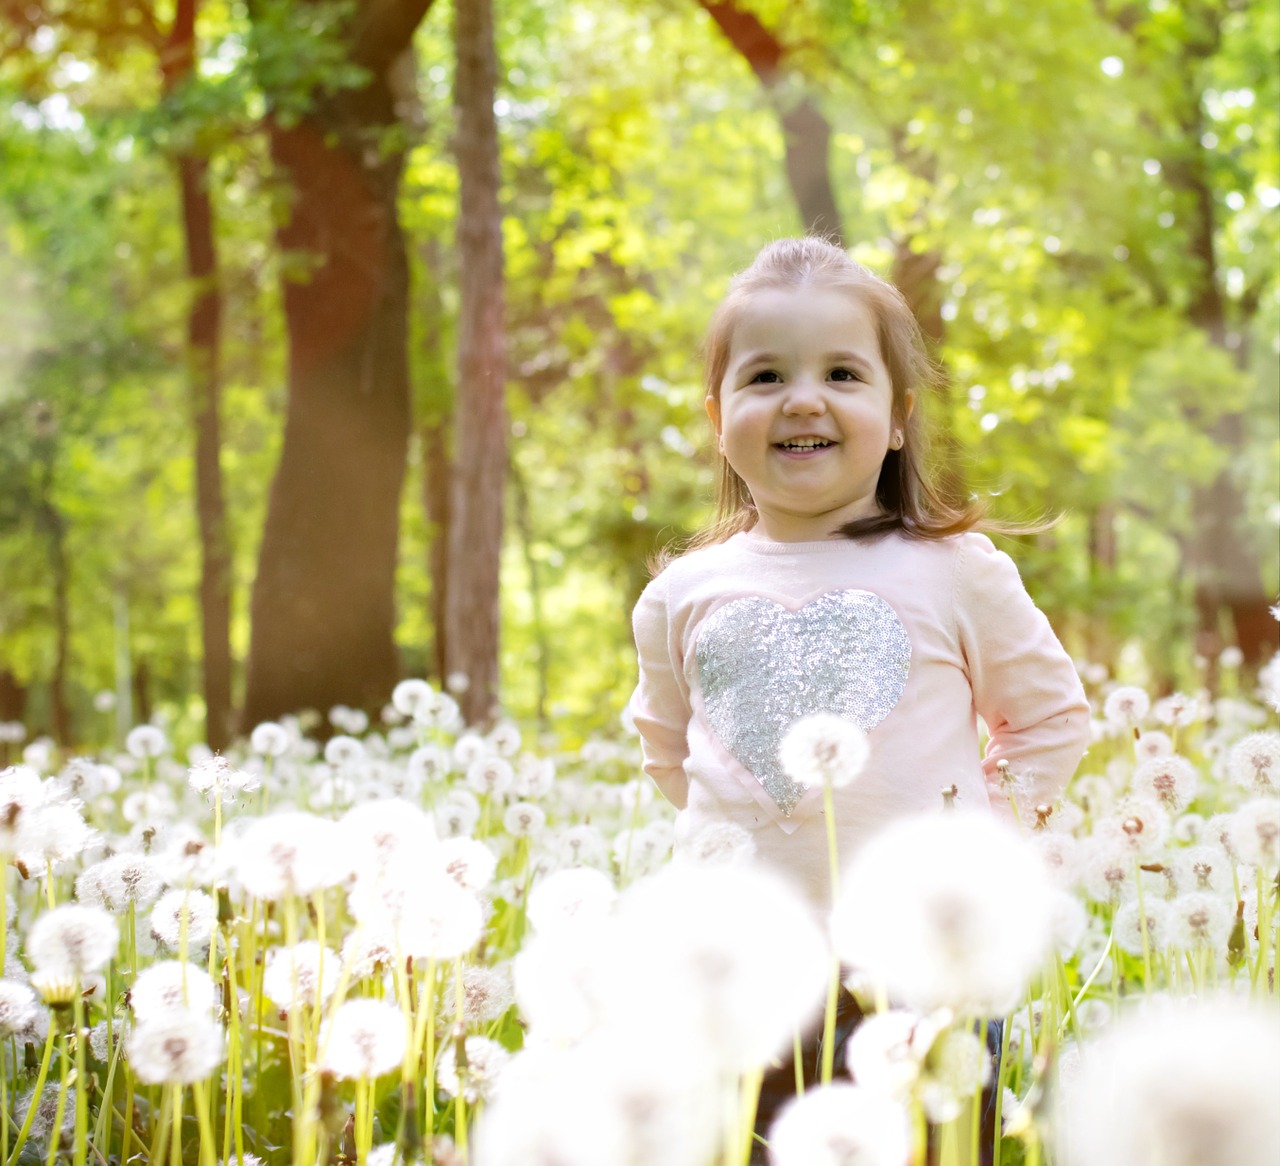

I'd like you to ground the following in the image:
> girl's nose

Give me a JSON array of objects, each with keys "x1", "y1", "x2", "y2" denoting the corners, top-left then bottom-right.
[{"x1": 782, "y1": 378, "x2": 826, "y2": 414}]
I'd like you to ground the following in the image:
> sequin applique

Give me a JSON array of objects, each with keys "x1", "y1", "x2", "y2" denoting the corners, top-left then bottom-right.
[{"x1": 695, "y1": 591, "x2": 911, "y2": 816}]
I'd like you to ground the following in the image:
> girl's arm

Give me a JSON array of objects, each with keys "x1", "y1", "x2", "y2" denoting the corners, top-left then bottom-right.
[
  {"x1": 954, "y1": 535, "x2": 1091, "y2": 821},
  {"x1": 628, "y1": 573, "x2": 693, "y2": 809}
]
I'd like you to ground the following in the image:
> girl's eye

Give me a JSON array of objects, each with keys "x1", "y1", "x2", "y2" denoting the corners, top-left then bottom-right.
[
  {"x1": 750, "y1": 369, "x2": 782, "y2": 384},
  {"x1": 829, "y1": 367, "x2": 859, "y2": 382}
]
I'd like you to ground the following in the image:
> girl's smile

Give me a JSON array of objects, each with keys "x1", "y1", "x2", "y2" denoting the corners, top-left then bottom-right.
[{"x1": 707, "y1": 284, "x2": 909, "y2": 543}]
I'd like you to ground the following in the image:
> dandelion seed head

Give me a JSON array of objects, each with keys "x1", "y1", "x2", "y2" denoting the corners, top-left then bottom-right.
[
  {"x1": 466, "y1": 755, "x2": 514, "y2": 798},
  {"x1": 130, "y1": 960, "x2": 218, "y2": 1020},
  {"x1": 514, "y1": 756, "x2": 555, "y2": 798},
  {"x1": 14, "y1": 1083, "x2": 75, "y2": 1145},
  {"x1": 1134, "y1": 730, "x2": 1174, "y2": 761},
  {"x1": 436, "y1": 1035, "x2": 512, "y2": 1103},
  {"x1": 235, "y1": 811, "x2": 349, "y2": 900},
  {"x1": 16, "y1": 800, "x2": 95, "y2": 870},
  {"x1": 394, "y1": 875, "x2": 484, "y2": 961},
  {"x1": 0, "y1": 979, "x2": 41, "y2": 1037},
  {"x1": 438, "y1": 836, "x2": 498, "y2": 892},
  {"x1": 391, "y1": 678, "x2": 439, "y2": 722},
  {"x1": 553, "y1": 823, "x2": 608, "y2": 868},
  {"x1": 1056, "y1": 997, "x2": 1280, "y2": 1166},
  {"x1": 1080, "y1": 836, "x2": 1137, "y2": 906},
  {"x1": 149, "y1": 888, "x2": 217, "y2": 951},
  {"x1": 453, "y1": 733, "x2": 488, "y2": 767},
  {"x1": 1227, "y1": 732, "x2": 1280, "y2": 794},
  {"x1": 1113, "y1": 898, "x2": 1170, "y2": 955},
  {"x1": 262, "y1": 941, "x2": 340, "y2": 1011},
  {"x1": 1168, "y1": 890, "x2": 1233, "y2": 951},
  {"x1": 187, "y1": 755, "x2": 259, "y2": 802},
  {"x1": 126, "y1": 1006, "x2": 223, "y2": 1084},
  {"x1": 1103, "y1": 686, "x2": 1149, "y2": 726},
  {"x1": 1170, "y1": 843, "x2": 1231, "y2": 894},
  {"x1": 249, "y1": 721, "x2": 292, "y2": 758},
  {"x1": 408, "y1": 744, "x2": 450, "y2": 785},
  {"x1": 76, "y1": 853, "x2": 164, "y2": 913},
  {"x1": 1131, "y1": 754, "x2": 1199, "y2": 811},
  {"x1": 436, "y1": 792, "x2": 480, "y2": 838},
  {"x1": 920, "y1": 1026, "x2": 991, "y2": 1123},
  {"x1": 340, "y1": 926, "x2": 399, "y2": 980},
  {"x1": 779, "y1": 713, "x2": 870, "y2": 790},
  {"x1": 342, "y1": 797, "x2": 439, "y2": 876},
  {"x1": 832, "y1": 813, "x2": 1053, "y2": 1016},
  {"x1": 26, "y1": 904, "x2": 118, "y2": 977},
  {"x1": 319, "y1": 997, "x2": 406, "y2": 1080},
  {"x1": 324, "y1": 734, "x2": 366, "y2": 768},
  {"x1": 486, "y1": 720, "x2": 522, "y2": 757},
  {"x1": 442, "y1": 962, "x2": 514, "y2": 1025},
  {"x1": 1230, "y1": 797, "x2": 1280, "y2": 868},
  {"x1": 845, "y1": 1009, "x2": 924, "y2": 1100},
  {"x1": 1099, "y1": 795, "x2": 1170, "y2": 858},
  {"x1": 502, "y1": 801, "x2": 546, "y2": 837},
  {"x1": 1154, "y1": 692, "x2": 1204, "y2": 727},
  {"x1": 125, "y1": 725, "x2": 168, "y2": 759},
  {"x1": 527, "y1": 867, "x2": 617, "y2": 936},
  {"x1": 768, "y1": 1083, "x2": 911, "y2": 1166}
]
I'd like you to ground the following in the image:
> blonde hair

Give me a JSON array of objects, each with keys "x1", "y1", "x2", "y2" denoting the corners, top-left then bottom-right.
[{"x1": 667, "y1": 236, "x2": 989, "y2": 563}]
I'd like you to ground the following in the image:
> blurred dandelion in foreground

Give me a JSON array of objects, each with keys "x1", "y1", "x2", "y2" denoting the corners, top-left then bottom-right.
[
  {"x1": 1228, "y1": 731, "x2": 1280, "y2": 795},
  {"x1": 831, "y1": 813, "x2": 1052, "y2": 1016},
  {"x1": 126, "y1": 1006, "x2": 223, "y2": 1084},
  {"x1": 1054, "y1": 997, "x2": 1280, "y2": 1166},
  {"x1": 767, "y1": 1082, "x2": 910, "y2": 1166},
  {"x1": 26, "y1": 904, "x2": 118, "y2": 978},
  {"x1": 318, "y1": 998, "x2": 406, "y2": 1080}
]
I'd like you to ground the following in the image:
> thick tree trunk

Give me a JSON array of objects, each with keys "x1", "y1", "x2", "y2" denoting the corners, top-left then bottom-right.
[
  {"x1": 445, "y1": 0, "x2": 506, "y2": 725},
  {"x1": 243, "y1": 2, "x2": 433, "y2": 725},
  {"x1": 421, "y1": 417, "x2": 451, "y2": 685},
  {"x1": 162, "y1": 0, "x2": 233, "y2": 750}
]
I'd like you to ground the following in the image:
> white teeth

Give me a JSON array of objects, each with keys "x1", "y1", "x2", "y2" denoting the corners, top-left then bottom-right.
[{"x1": 779, "y1": 438, "x2": 832, "y2": 450}]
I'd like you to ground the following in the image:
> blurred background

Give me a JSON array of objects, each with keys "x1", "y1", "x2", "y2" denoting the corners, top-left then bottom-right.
[{"x1": 0, "y1": 0, "x2": 1276, "y2": 751}]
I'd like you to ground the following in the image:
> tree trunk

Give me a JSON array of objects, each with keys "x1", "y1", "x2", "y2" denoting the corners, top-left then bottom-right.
[
  {"x1": 445, "y1": 0, "x2": 506, "y2": 726},
  {"x1": 422, "y1": 416, "x2": 451, "y2": 685},
  {"x1": 699, "y1": 0, "x2": 844, "y2": 244},
  {"x1": 162, "y1": 0, "x2": 233, "y2": 750},
  {"x1": 243, "y1": 2, "x2": 434, "y2": 725}
]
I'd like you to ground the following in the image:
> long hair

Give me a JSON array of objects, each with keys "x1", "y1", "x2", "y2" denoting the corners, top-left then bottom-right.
[{"x1": 666, "y1": 237, "x2": 1021, "y2": 566}]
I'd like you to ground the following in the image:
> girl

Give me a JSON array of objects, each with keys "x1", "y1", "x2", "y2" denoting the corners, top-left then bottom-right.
[{"x1": 628, "y1": 237, "x2": 1090, "y2": 1158}]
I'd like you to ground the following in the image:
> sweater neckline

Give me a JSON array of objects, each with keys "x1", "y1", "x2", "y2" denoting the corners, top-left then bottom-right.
[{"x1": 734, "y1": 528, "x2": 866, "y2": 555}]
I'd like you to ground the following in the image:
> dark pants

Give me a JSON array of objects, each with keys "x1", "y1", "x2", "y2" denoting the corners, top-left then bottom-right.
[{"x1": 750, "y1": 987, "x2": 1002, "y2": 1166}]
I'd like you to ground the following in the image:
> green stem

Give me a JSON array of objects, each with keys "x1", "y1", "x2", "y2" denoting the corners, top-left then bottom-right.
[{"x1": 6, "y1": 1011, "x2": 57, "y2": 1166}]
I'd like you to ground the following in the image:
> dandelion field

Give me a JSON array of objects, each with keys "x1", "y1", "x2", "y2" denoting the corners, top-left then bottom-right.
[{"x1": 1, "y1": 660, "x2": 1279, "y2": 1166}]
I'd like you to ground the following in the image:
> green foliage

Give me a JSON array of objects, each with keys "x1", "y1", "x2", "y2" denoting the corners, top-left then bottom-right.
[{"x1": 0, "y1": 0, "x2": 1276, "y2": 741}]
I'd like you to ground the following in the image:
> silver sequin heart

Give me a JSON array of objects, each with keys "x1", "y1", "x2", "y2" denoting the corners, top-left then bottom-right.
[{"x1": 695, "y1": 591, "x2": 911, "y2": 816}]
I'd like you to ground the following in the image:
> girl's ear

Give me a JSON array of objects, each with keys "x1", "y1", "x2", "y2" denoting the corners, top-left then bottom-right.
[{"x1": 705, "y1": 394, "x2": 722, "y2": 436}]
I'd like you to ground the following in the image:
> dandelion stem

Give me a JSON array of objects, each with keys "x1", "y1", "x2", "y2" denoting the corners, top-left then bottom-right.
[
  {"x1": 44, "y1": 1034, "x2": 69, "y2": 1166},
  {"x1": 193, "y1": 1079, "x2": 218, "y2": 1166},
  {"x1": 819, "y1": 780, "x2": 841, "y2": 1086},
  {"x1": 6, "y1": 1008, "x2": 56, "y2": 1166},
  {"x1": 73, "y1": 992, "x2": 88, "y2": 1166}
]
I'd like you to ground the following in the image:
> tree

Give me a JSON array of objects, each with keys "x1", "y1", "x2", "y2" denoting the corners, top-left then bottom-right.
[
  {"x1": 445, "y1": 0, "x2": 506, "y2": 724},
  {"x1": 241, "y1": 0, "x2": 436, "y2": 725}
]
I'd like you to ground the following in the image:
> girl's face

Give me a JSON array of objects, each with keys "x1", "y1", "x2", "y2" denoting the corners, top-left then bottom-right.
[{"x1": 707, "y1": 284, "x2": 910, "y2": 543}]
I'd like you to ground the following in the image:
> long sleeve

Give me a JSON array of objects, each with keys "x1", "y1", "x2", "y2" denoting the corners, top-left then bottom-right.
[
  {"x1": 953, "y1": 535, "x2": 1091, "y2": 820},
  {"x1": 628, "y1": 573, "x2": 692, "y2": 808}
]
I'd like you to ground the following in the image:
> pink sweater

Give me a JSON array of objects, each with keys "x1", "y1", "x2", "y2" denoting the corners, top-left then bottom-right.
[{"x1": 629, "y1": 528, "x2": 1090, "y2": 908}]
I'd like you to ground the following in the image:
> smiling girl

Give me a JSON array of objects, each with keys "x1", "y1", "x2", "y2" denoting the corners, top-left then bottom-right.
[{"x1": 628, "y1": 236, "x2": 1090, "y2": 1159}]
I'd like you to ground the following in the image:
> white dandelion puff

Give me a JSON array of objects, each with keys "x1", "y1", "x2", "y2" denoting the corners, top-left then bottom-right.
[
  {"x1": 26, "y1": 904, "x2": 118, "y2": 977},
  {"x1": 832, "y1": 813, "x2": 1053, "y2": 1016},
  {"x1": 1103, "y1": 686, "x2": 1149, "y2": 727},
  {"x1": 0, "y1": 979, "x2": 41, "y2": 1037},
  {"x1": 126, "y1": 1007, "x2": 223, "y2": 1084},
  {"x1": 76, "y1": 853, "x2": 164, "y2": 913},
  {"x1": 438, "y1": 836, "x2": 498, "y2": 892},
  {"x1": 486, "y1": 720, "x2": 522, "y2": 757},
  {"x1": 768, "y1": 1083, "x2": 910, "y2": 1166},
  {"x1": 319, "y1": 998, "x2": 406, "y2": 1080},
  {"x1": 466, "y1": 755, "x2": 514, "y2": 798},
  {"x1": 125, "y1": 725, "x2": 168, "y2": 759},
  {"x1": 441, "y1": 963, "x2": 514, "y2": 1026},
  {"x1": 149, "y1": 889, "x2": 217, "y2": 951},
  {"x1": 779, "y1": 713, "x2": 870, "y2": 790},
  {"x1": 262, "y1": 942, "x2": 340, "y2": 1011},
  {"x1": 1230, "y1": 798, "x2": 1280, "y2": 868},
  {"x1": 1055, "y1": 997, "x2": 1280, "y2": 1166},
  {"x1": 1131, "y1": 754, "x2": 1199, "y2": 811},
  {"x1": 249, "y1": 722, "x2": 292, "y2": 758},
  {"x1": 514, "y1": 756, "x2": 555, "y2": 798},
  {"x1": 1228, "y1": 732, "x2": 1280, "y2": 795},
  {"x1": 391, "y1": 678, "x2": 439, "y2": 723},
  {"x1": 129, "y1": 961, "x2": 218, "y2": 1020},
  {"x1": 502, "y1": 801, "x2": 546, "y2": 837},
  {"x1": 435, "y1": 1035, "x2": 512, "y2": 1104},
  {"x1": 187, "y1": 755, "x2": 259, "y2": 802},
  {"x1": 920, "y1": 1026, "x2": 992, "y2": 1124},
  {"x1": 324, "y1": 734, "x2": 366, "y2": 768},
  {"x1": 1134, "y1": 730, "x2": 1174, "y2": 761},
  {"x1": 1167, "y1": 891, "x2": 1233, "y2": 952},
  {"x1": 1113, "y1": 899, "x2": 1170, "y2": 956},
  {"x1": 235, "y1": 812, "x2": 350, "y2": 900},
  {"x1": 553, "y1": 823, "x2": 608, "y2": 868},
  {"x1": 526, "y1": 867, "x2": 617, "y2": 936}
]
